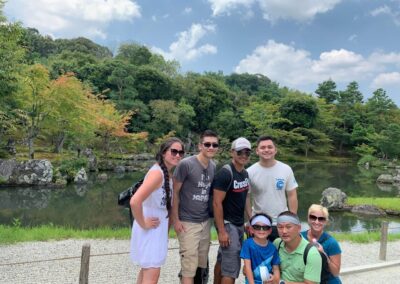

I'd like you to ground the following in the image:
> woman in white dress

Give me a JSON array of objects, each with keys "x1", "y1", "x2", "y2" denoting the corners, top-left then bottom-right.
[{"x1": 130, "y1": 137, "x2": 184, "y2": 284}]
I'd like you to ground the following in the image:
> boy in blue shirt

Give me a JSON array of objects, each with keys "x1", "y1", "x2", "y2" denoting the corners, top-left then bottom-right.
[{"x1": 240, "y1": 213, "x2": 281, "y2": 284}]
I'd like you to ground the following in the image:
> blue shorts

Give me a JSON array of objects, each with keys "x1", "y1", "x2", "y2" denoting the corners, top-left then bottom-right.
[{"x1": 217, "y1": 223, "x2": 244, "y2": 279}]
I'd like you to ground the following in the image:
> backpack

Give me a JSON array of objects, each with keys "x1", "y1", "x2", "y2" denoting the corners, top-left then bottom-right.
[
  {"x1": 117, "y1": 179, "x2": 144, "y2": 207},
  {"x1": 278, "y1": 236, "x2": 331, "y2": 284},
  {"x1": 208, "y1": 164, "x2": 233, "y2": 217}
]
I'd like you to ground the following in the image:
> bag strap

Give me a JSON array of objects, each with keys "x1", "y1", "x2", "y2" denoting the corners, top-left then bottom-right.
[
  {"x1": 303, "y1": 242, "x2": 313, "y2": 265},
  {"x1": 222, "y1": 164, "x2": 234, "y2": 190}
]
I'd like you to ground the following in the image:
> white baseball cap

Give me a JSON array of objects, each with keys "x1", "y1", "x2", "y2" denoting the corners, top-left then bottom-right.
[{"x1": 231, "y1": 137, "x2": 251, "y2": 151}]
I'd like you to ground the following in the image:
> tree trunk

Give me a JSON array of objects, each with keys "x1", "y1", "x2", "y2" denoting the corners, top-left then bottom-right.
[
  {"x1": 28, "y1": 136, "x2": 34, "y2": 159},
  {"x1": 54, "y1": 132, "x2": 66, "y2": 153}
]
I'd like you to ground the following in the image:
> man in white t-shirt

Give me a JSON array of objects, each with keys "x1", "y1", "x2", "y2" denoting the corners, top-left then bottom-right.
[{"x1": 247, "y1": 136, "x2": 298, "y2": 242}]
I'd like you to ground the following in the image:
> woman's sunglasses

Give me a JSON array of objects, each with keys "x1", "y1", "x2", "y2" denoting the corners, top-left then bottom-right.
[
  {"x1": 309, "y1": 214, "x2": 327, "y2": 222},
  {"x1": 252, "y1": 224, "x2": 271, "y2": 231},
  {"x1": 203, "y1": 142, "x2": 219, "y2": 148},
  {"x1": 236, "y1": 149, "x2": 251, "y2": 157},
  {"x1": 170, "y1": 149, "x2": 185, "y2": 157}
]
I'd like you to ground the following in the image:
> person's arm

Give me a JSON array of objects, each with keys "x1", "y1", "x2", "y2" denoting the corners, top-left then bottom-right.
[
  {"x1": 243, "y1": 259, "x2": 255, "y2": 284},
  {"x1": 213, "y1": 189, "x2": 229, "y2": 247},
  {"x1": 245, "y1": 193, "x2": 252, "y2": 222},
  {"x1": 172, "y1": 179, "x2": 185, "y2": 233},
  {"x1": 130, "y1": 169, "x2": 163, "y2": 229},
  {"x1": 327, "y1": 253, "x2": 341, "y2": 276},
  {"x1": 287, "y1": 189, "x2": 298, "y2": 214}
]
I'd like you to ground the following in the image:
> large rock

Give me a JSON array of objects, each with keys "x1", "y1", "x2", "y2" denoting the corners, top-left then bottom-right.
[
  {"x1": 82, "y1": 148, "x2": 97, "y2": 171},
  {"x1": 320, "y1": 187, "x2": 347, "y2": 209},
  {"x1": 351, "y1": 204, "x2": 387, "y2": 216},
  {"x1": 74, "y1": 168, "x2": 88, "y2": 184},
  {"x1": 5, "y1": 159, "x2": 53, "y2": 186},
  {"x1": 0, "y1": 159, "x2": 18, "y2": 182},
  {"x1": 377, "y1": 174, "x2": 394, "y2": 184}
]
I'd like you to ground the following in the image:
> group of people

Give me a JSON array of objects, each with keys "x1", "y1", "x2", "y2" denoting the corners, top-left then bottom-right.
[{"x1": 129, "y1": 131, "x2": 342, "y2": 284}]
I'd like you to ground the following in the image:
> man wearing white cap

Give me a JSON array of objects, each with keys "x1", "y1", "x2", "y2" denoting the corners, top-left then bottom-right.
[{"x1": 213, "y1": 137, "x2": 252, "y2": 284}]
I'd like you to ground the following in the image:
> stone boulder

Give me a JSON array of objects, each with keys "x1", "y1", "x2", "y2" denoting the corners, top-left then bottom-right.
[
  {"x1": 0, "y1": 159, "x2": 18, "y2": 182},
  {"x1": 351, "y1": 204, "x2": 387, "y2": 216},
  {"x1": 320, "y1": 187, "x2": 347, "y2": 209},
  {"x1": 377, "y1": 174, "x2": 394, "y2": 184},
  {"x1": 82, "y1": 148, "x2": 97, "y2": 172},
  {"x1": 7, "y1": 160, "x2": 53, "y2": 186},
  {"x1": 74, "y1": 168, "x2": 88, "y2": 184},
  {"x1": 97, "y1": 173, "x2": 108, "y2": 181},
  {"x1": 114, "y1": 165, "x2": 126, "y2": 173}
]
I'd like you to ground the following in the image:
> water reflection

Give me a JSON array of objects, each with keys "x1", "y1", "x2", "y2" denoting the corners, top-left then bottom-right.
[{"x1": 0, "y1": 163, "x2": 400, "y2": 232}]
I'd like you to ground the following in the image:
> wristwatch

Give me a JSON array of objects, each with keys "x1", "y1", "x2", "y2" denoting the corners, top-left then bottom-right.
[{"x1": 279, "y1": 280, "x2": 285, "y2": 284}]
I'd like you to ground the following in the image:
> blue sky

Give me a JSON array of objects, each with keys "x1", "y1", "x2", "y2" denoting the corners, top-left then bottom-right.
[{"x1": 4, "y1": 0, "x2": 400, "y2": 105}]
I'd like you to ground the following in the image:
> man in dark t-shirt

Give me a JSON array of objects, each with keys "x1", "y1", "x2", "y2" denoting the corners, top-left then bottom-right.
[{"x1": 213, "y1": 137, "x2": 252, "y2": 284}]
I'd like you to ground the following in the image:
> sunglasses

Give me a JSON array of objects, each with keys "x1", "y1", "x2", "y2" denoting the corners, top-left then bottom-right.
[
  {"x1": 252, "y1": 224, "x2": 271, "y2": 231},
  {"x1": 236, "y1": 149, "x2": 251, "y2": 157},
  {"x1": 170, "y1": 149, "x2": 185, "y2": 157},
  {"x1": 309, "y1": 214, "x2": 327, "y2": 222},
  {"x1": 203, "y1": 142, "x2": 219, "y2": 148}
]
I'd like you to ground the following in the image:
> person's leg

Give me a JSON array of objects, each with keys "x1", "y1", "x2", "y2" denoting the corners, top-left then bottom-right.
[
  {"x1": 178, "y1": 221, "x2": 202, "y2": 284},
  {"x1": 141, "y1": 267, "x2": 160, "y2": 284},
  {"x1": 219, "y1": 224, "x2": 243, "y2": 284},
  {"x1": 213, "y1": 261, "x2": 222, "y2": 284},
  {"x1": 136, "y1": 269, "x2": 143, "y2": 284},
  {"x1": 195, "y1": 220, "x2": 211, "y2": 284}
]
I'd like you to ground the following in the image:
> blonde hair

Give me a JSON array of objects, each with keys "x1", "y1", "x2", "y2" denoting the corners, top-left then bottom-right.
[{"x1": 308, "y1": 204, "x2": 329, "y2": 219}]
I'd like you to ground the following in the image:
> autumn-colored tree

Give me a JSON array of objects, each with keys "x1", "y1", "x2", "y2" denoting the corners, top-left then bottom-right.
[{"x1": 15, "y1": 64, "x2": 51, "y2": 158}]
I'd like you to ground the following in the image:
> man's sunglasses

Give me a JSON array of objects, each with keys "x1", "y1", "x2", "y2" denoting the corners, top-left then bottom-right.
[
  {"x1": 309, "y1": 214, "x2": 327, "y2": 222},
  {"x1": 170, "y1": 149, "x2": 185, "y2": 157},
  {"x1": 252, "y1": 224, "x2": 271, "y2": 231},
  {"x1": 203, "y1": 142, "x2": 219, "y2": 148},
  {"x1": 236, "y1": 149, "x2": 251, "y2": 157}
]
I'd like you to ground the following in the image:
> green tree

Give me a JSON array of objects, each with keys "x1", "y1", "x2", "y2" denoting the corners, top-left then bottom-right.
[
  {"x1": 339, "y1": 81, "x2": 363, "y2": 104},
  {"x1": 315, "y1": 79, "x2": 338, "y2": 104},
  {"x1": 134, "y1": 66, "x2": 173, "y2": 103},
  {"x1": 15, "y1": 64, "x2": 51, "y2": 158},
  {"x1": 292, "y1": 127, "x2": 332, "y2": 157},
  {"x1": 279, "y1": 94, "x2": 319, "y2": 129},
  {"x1": 44, "y1": 74, "x2": 97, "y2": 153},
  {"x1": 116, "y1": 43, "x2": 152, "y2": 66}
]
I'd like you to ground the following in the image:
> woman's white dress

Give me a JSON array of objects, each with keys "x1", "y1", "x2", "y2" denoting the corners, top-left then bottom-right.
[{"x1": 130, "y1": 164, "x2": 171, "y2": 268}]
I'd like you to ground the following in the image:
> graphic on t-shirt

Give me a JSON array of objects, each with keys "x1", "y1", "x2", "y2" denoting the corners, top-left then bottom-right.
[
  {"x1": 275, "y1": 178, "x2": 284, "y2": 190},
  {"x1": 232, "y1": 178, "x2": 250, "y2": 192},
  {"x1": 192, "y1": 171, "x2": 211, "y2": 202},
  {"x1": 253, "y1": 256, "x2": 273, "y2": 283}
]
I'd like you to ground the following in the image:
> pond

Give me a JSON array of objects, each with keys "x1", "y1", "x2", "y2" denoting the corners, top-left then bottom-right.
[{"x1": 1, "y1": 162, "x2": 400, "y2": 233}]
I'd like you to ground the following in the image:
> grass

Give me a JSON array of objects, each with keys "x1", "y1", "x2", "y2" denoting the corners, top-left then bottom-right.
[
  {"x1": 347, "y1": 197, "x2": 400, "y2": 212},
  {"x1": 1, "y1": 224, "x2": 400, "y2": 245}
]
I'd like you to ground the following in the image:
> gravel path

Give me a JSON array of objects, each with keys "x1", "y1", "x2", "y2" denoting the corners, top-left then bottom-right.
[{"x1": 1, "y1": 239, "x2": 400, "y2": 283}]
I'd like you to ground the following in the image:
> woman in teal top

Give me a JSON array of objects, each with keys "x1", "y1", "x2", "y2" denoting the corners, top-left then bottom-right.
[{"x1": 301, "y1": 204, "x2": 342, "y2": 284}]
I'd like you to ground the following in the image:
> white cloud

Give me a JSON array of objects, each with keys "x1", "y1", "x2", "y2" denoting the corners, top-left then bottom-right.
[
  {"x1": 152, "y1": 23, "x2": 217, "y2": 62},
  {"x1": 4, "y1": 0, "x2": 141, "y2": 39},
  {"x1": 234, "y1": 40, "x2": 400, "y2": 91},
  {"x1": 257, "y1": 0, "x2": 342, "y2": 23},
  {"x1": 370, "y1": 4, "x2": 400, "y2": 26},
  {"x1": 348, "y1": 34, "x2": 357, "y2": 42},
  {"x1": 372, "y1": 72, "x2": 400, "y2": 89},
  {"x1": 208, "y1": 0, "x2": 255, "y2": 16},
  {"x1": 370, "y1": 5, "x2": 391, "y2": 17},
  {"x1": 208, "y1": 0, "x2": 341, "y2": 22},
  {"x1": 183, "y1": 7, "x2": 193, "y2": 15}
]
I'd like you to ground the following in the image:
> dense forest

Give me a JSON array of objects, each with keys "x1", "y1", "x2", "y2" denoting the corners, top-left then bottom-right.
[{"x1": 1, "y1": 2, "x2": 400, "y2": 162}]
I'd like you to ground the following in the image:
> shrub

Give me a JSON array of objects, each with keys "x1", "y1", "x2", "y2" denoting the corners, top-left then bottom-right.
[{"x1": 57, "y1": 158, "x2": 88, "y2": 181}]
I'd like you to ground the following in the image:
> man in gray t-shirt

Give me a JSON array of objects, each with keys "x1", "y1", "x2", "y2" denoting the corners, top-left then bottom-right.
[{"x1": 173, "y1": 130, "x2": 219, "y2": 284}]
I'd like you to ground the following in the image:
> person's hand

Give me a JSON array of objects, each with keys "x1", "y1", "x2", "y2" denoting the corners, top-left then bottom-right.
[
  {"x1": 218, "y1": 230, "x2": 230, "y2": 247},
  {"x1": 264, "y1": 273, "x2": 277, "y2": 284},
  {"x1": 173, "y1": 219, "x2": 186, "y2": 233},
  {"x1": 144, "y1": 217, "x2": 160, "y2": 229}
]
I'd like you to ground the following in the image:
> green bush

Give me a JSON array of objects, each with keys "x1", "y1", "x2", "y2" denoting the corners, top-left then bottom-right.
[
  {"x1": 57, "y1": 158, "x2": 88, "y2": 181},
  {"x1": 357, "y1": 154, "x2": 383, "y2": 167}
]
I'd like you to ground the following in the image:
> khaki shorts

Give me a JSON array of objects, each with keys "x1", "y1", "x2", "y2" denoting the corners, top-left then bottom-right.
[{"x1": 177, "y1": 220, "x2": 211, "y2": 277}]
